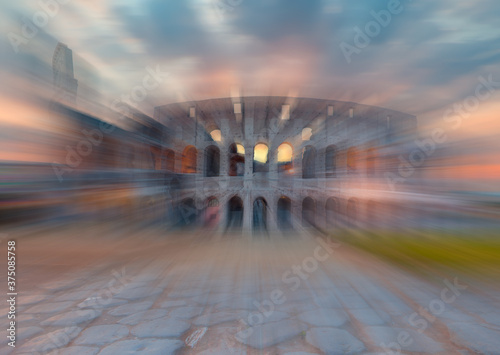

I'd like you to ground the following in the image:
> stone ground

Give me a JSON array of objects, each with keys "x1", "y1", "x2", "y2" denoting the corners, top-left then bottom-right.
[{"x1": 1, "y1": 222, "x2": 500, "y2": 354}]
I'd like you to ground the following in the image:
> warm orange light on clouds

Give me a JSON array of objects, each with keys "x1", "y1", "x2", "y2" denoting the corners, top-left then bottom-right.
[{"x1": 435, "y1": 164, "x2": 500, "y2": 180}]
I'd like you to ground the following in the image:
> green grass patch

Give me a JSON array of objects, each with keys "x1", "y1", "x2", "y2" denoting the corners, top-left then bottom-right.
[{"x1": 332, "y1": 229, "x2": 500, "y2": 278}]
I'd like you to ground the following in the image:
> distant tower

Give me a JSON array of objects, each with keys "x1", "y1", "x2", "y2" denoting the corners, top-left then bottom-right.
[{"x1": 52, "y1": 42, "x2": 78, "y2": 104}]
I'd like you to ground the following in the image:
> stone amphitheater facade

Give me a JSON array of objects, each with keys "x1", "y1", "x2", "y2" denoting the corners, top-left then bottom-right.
[{"x1": 154, "y1": 96, "x2": 418, "y2": 234}]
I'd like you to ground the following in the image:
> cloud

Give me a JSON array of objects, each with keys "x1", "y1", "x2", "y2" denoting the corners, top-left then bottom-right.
[{"x1": 2, "y1": 0, "x2": 500, "y2": 123}]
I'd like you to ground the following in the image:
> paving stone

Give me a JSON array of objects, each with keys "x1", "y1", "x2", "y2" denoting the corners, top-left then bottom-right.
[
  {"x1": 310, "y1": 291, "x2": 343, "y2": 309},
  {"x1": 133, "y1": 272, "x2": 164, "y2": 283},
  {"x1": 438, "y1": 307, "x2": 478, "y2": 323},
  {"x1": 478, "y1": 311, "x2": 500, "y2": 326},
  {"x1": 17, "y1": 326, "x2": 43, "y2": 341},
  {"x1": 41, "y1": 309, "x2": 101, "y2": 326},
  {"x1": 74, "y1": 324, "x2": 129, "y2": 345},
  {"x1": 193, "y1": 310, "x2": 248, "y2": 326},
  {"x1": 49, "y1": 346, "x2": 99, "y2": 355},
  {"x1": 168, "y1": 306, "x2": 204, "y2": 319},
  {"x1": 98, "y1": 338, "x2": 184, "y2": 355},
  {"x1": 76, "y1": 280, "x2": 109, "y2": 292},
  {"x1": 19, "y1": 294, "x2": 49, "y2": 306},
  {"x1": 25, "y1": 301, "x2": 73, "y2": 314},
  {"x1": 116, "y1": 281, "x2": 151, "y2": 292},
  {"x1": 260, "y1": 310, "x2": 290, "y2": 324},
  {"x1": 114, "y1": 287, "x2": 163, "y2": 300},
  {"x1": 216, "y1": 296, "x2": 257, "y2": 311},
  {"x1": 306, "y1": 327, "x2": 366, "y2": 354},
  {"x1": 283, "y1": 290, "x2": 314, "y2": 302},
  {"x1": 197, "y1": 348, "x2": 246, "y2": 355},
  {"x1": 365, "y1": 326, "x2": 444, "y2": 353},
  {"x1": 447, "y1": 322, "x2": 500, "y2": 354},
  {"x1": 298, "y1": 309, "x2": 348, "y2": 327},
  {"x1": 42, "y1": 279, "x2": 80, "y2": 292},
  {"x1": 108, "y1": 301, "x2": 153, "y2": 316},
  {"x1": 235, "y1": 319, "x2": 308, "y2": 349},
  {"x1": 168, "y1": 288, "x2": 207, "y2": 298},
  {"x1": 16, "y1": 313, "x2": 37, "y2": 323},
  {"x1": 193, "y1": 325, "x2": 247, "y2": 354},
  {"x1": 349, "y1": 308, "x2": 385, "y2": 326},
  {"x1": 160, "y1": 299, "x2": 188, "y2": 308},
  {"x1": 278, "y1": 302, "x2": 317, "y2": 314},
  {"x1": 334, "y1": 293, "x2": 370, "y2": 309},
  {"x1": 191, "y1": 293, "x2": 234, "y2": 305},
  {"x1": 19, "y1": 326, "x2": 82, "y2": 353},
  {"x1": 77, "y1": 296, "x2": 127, "y2": 309},
  {"x1": 370, "y1": 299, "x2": 413, "y2": 316},
  {"x1": 55, "y1": 290, "x2": 92, "y2": 302},
  {"x1": 0, "y1": 346, "x2": 14, "y2": 354},
  {"x1": 131, "y1": 317, "x2": 191, "y2": 337},
  {"x1": 118, "y1": 309, "x2": 168, "y2": 325}
]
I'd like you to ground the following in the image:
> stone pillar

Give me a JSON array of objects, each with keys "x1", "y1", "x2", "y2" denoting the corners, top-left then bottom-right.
[
  {"x1": 267, "y1": 198, "x2": 279, "y2": 233},
  {"x1": 269, "y1": 146, "x2": 278, "y2": 184},
  {"x1": 242, "y1": 190, "x2": 252, "y2": 236},
  {"x1": 216, "y1": 195, "x2": 228, "y2": 235},
  {"x1": 244, "y1": 101, "x2": 254, "y2": 190},
  {"x1": 220, "y1": 118, "x2": 230, "y2": 177}
]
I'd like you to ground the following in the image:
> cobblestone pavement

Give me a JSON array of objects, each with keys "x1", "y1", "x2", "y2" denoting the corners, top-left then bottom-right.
[{"x1": 1, "y1": 224, "x2": 500, "y2": 354}]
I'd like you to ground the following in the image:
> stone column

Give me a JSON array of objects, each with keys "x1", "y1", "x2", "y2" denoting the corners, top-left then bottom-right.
[
  {"x1": 242, "y1": 189, "x2": 252, "y2": 237},
  {"x1": 216, "y1": 195, "x2": 228, "y2": 235},
  {"x1": 267, "y1": 199, "x2": 279, "y2": 233}
]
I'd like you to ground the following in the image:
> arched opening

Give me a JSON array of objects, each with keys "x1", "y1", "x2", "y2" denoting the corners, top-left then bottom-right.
[
  {"x1": 277, "y1": 196, "x2": 292, "y2": 230},
  {"x1": 204, "y1": 197, "x2": 219, "y2": 228},
  {"x1": 177, "y1": 198, "x2": 197, "y2": 227},
  {"x1": 302, "y1": 127, "x2": 312, "y2": 141},
  {"x1": 181, "y1": 146, "x2": 197, "y2": 174},
  {"x1": 204, "y1": 145, "x2": 220, "y2": 177},
  {"x1": 253, "y1": 197, "x2": 268, "y2": 232},
  {"x1": 162, "y1": 149, "x2": 175, "y2": 172},
  {"x1": 347, "y1": 198, "x2": 357, "y2": 226},
  {"x1": 302, "y1": 146, "x2": 316, "y2": 179},
  {"x1": 227, "y1": 196, "x2": 243, "y2": 229},
  {"x1": 347, "y1": 147, "x2": 358, "y2": 173},
  {"x1": 325, "y1": 198, "x2": 339, "y2": 229},
  {"x1": 209, "y1": 129, "x2": 222, "y2": 142},
  {"x1": 277, "y1": 143, "x2": 293, "y2": 174},
  {"x1": 253, "y1": 143, "x2": 269, "y2": 173},
  {"x1": 229, "y1": 143, "x2": 245, "y2": 176},
  {"x1": 302, "y1": 197, "x2": 316, "y2": 227},
  {"x1": 367, "y1": 148, "x2": 377, "y2": 177},
  {"x1": 325, "y1": 145, "x2": 337, "y2": 178}
]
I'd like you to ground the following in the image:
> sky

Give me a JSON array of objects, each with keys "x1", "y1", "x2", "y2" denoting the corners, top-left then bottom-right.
[{"x1": 1, "y1": 0, "x2": 499, "y2": 153}]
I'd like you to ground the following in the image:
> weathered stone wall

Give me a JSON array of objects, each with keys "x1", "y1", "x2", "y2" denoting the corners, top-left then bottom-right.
[{"x1": 154, "y1": 96, "x2": 418, "y2": 234}]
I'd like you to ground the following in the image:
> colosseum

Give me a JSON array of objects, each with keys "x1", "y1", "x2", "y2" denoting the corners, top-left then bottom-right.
[{"x1": 153, "y1": 96, "x2": 418, "y2": 236}]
